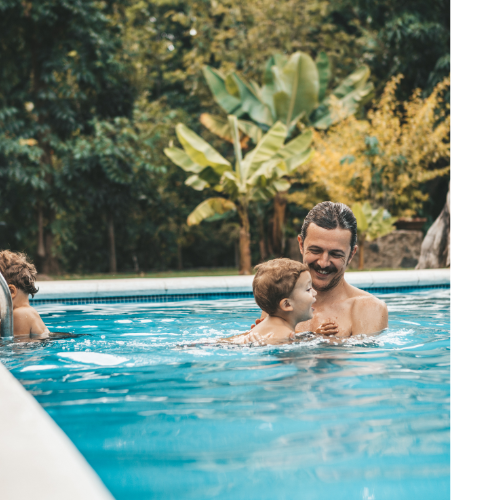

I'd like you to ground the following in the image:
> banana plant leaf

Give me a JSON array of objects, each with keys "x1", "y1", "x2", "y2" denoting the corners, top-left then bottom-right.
[
  {"x1": 200, "y1": 113, "x2": 263, "y2": 145},
  {"x1": 352, "y1": 202, "x2": 397, "y2": 241},
  {"x1": 331, "y1": 65, "x2": 371, "y2": 99},
  {"x1": 316, "y1": 51, "x2": 331, "y2": 102},
  {"x1": 242, "y1": 121, "x2": 287, "y2": 174},
  {"x1": 271, "y1": 52, "x2": 319, "y2": 128},
  {"x1": 187, "y1": 197, "x2": 237, "y2": 226},
  {"x1": 202, "y1": 66, "x2": 241, "y2": 114},
  {"x1": 273, "y1": 129, "x2": 313, "y2": 159},
  {"x1": 203, "y1": 52, "x2": 373, "y2": 137},
  {"x1": 163, "y1": 147, "x2": 205, "y2": 173},
  {"x1": 230, "y1": 72, "x2": 273, "y2": 126},
  {"x1": 199, "y1": 113, "x2": 233, "y2": 143},
  {"x1": 175, "y1": 123, "x2": 231, "y2": 174},
  {"x1": 311, "y1": 82, "x2": 375, "y2": 129},
  {"x1": 185, "y1": 174, "x2": 209, "y2": 191}
]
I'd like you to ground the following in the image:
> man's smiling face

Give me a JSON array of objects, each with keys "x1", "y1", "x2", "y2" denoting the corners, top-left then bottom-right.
[{"x1": 298, "y1": 223, "x2": 357, "y2": 292}]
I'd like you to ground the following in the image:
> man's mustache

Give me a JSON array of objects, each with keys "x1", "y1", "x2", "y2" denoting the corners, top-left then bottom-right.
[{"x1": 310, "y1": 263, "x2": 338, "y2": 274}]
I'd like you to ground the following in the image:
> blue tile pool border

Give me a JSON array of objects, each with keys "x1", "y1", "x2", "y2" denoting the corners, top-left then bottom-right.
[{"x1": 30, "y1": 283, "x2": 449, "y2": 306}]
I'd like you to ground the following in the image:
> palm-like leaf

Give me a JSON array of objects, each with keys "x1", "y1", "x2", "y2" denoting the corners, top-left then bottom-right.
[
  {"x1": 316, "y1": 51, "x2": 331, "y2": 102},
  {"x1": 202, "y1": 66, "x2": 240, "y2": 114},
  {"x1": 272, "y1": 52, "x2": 319, "y2": 128},
  {"x1": 200, "y1": 113, "x2": 264, "y2": 145},
  {"x1": 187, "y1": 197, "x2": 236, "y2": 226},
  {"x1": 165, "y1": 117, "x2": 312, "y2": 206},
  {"x1": 203, "y1": 53, "x2": 374, "y2": 136}
]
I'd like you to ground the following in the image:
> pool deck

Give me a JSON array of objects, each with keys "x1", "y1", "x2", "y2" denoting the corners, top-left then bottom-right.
[{"x1": 1, "y1": 268, "x2": 449, "y2": 499}]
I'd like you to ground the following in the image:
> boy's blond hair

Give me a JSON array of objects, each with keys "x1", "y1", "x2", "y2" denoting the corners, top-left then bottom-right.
[
  {"x1": 0, "y1": 250, "x2": 39, "y2": 297},
  {"x1": 253, "y1": 258, "x2": 309, "y2": 315}
]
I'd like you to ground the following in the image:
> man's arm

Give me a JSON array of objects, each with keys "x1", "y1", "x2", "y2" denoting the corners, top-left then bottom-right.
[{"x1": 351, "y1": 296, "x2": 388, "y2": 336}]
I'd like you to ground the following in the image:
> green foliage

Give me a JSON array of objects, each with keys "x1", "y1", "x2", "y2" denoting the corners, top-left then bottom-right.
[
  {"x1": 202, "y1": 52, "x2": 374, "y2": 137},
  {"x1": 165, "y1": 116, "x2": 313, "y2": 222},
  {"x1": 0, "y1": 0, "x2": 450, "y2": 274},
  {"x1": 351, "y1": 202, "x2": 397, "y2": 242}
]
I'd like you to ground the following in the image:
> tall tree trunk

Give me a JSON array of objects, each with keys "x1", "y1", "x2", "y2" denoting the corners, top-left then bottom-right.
[
  {"x1": 271, "y1": 192, "x2": 287, "y2": 255},
  {"x1": 238, "y1": 205, "x2": 252, "y2": 275},
  {"x1": 256, "y1": 208, "x2": 268, "y2": 262},
  {"x1": 177, "y1": 224, "x2": 183, "y2": 270},
  {"x1": 108, "y1": 215, "x2": 117, "y2": 273},
  {"x1": 37, "y1": 205, "x2": 45, "y2": 260}
]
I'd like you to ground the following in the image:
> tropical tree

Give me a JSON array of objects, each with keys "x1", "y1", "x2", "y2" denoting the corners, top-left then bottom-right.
[
  {"x1": 164, "y1": 117, "x2": 313, "y2": 274},
  {"x1": 351, "y1": 202, "x2": 397, "y2": 270},
  {"x1": 200, "y1": 51, "x2": 373, "y2": 254}
]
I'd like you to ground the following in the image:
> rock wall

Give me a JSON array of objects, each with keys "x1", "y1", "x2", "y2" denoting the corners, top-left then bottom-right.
[
  {"x1": 349, "y1": 230, "x2": 423, "y2": 269},
  {"x1": 288, "y1": 230, "x2": 423, "y2": 269}
]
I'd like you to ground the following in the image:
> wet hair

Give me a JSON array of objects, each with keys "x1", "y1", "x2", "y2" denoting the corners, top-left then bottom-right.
[
  {"x1": 300, "y1": 201, "x2": 357, "y2": 256},
  {"x1": 0, "y1": 250, "x2": 39, "y2": 297},
  {"x1": 253, "y1": 258, "x2": 309, "y2": 315}
]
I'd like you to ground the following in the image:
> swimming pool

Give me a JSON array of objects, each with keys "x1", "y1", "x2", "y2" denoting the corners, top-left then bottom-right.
[{"x1": 0, "y1": 288, "x2": 449, "y2": 500}]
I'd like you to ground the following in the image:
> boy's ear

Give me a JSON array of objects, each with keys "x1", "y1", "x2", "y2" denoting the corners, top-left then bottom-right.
[
  {"x1": 279, "y1": 298, "x2": 294, "y2": 312},
  {"x1": 8, "y1": 284, "x2": 17, "y2": 298}
]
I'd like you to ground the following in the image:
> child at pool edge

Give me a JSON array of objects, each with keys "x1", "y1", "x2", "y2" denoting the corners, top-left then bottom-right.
[
  {"x1": 223, "y1": 258, "x2": 317, "y2": 346},
  {"x1": 0, "y1": 250, "x2": 49, "y2": 339}
]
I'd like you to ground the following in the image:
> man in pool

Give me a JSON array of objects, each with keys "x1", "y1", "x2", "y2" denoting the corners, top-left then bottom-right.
[
  {"x1": 224, "y1": 259, "x2": 317, "y2": 345},
  {"x1": 254, "y1": 202, "x2": 388, "y2": 339},
  {"x1": 0, "y1": 250, "x2": 50, "y2": 339}
]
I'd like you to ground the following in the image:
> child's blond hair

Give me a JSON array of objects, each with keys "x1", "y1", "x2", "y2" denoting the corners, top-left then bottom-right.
[{"x1": 252, "y1": 258, "x2": 309, "y2": 315}]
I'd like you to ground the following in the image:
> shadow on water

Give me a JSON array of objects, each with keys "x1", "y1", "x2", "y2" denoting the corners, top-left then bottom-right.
[{"x1": 1, "y1": 331, "x2": 88, "y2": 346}]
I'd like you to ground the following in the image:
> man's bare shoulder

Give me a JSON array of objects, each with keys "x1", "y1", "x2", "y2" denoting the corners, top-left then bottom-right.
[
  {"x1": 350, "y1": 293, "x2": 388, "y2": 335},
  {"x1": 344, "y1": 282, "x2": 373, "y2": 298},
  {"x1": 351, "y1": 292, "x2": 387, "y2": 307}
]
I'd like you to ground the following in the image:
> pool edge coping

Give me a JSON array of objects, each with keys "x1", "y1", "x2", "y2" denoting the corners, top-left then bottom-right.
[
  {"x1": 0, "y1": 362, "x2": 115, "y2": 500},
  {"x1": 33, "y1": 268, "x2": 450, "y2": 302}
]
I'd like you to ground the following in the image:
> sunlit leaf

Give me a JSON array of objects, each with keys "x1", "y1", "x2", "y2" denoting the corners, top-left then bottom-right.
[{"x1": 187, "y1": 197, "x2": 237, "y2": 226}]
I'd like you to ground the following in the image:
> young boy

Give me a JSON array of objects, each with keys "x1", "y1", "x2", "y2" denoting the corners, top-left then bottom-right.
[
  {"x1": 224, "y1": 258, "x2": 317, "y2": 346},
  {"x1": 0, "y1": 250, "x2": 49, "y2": 339}
]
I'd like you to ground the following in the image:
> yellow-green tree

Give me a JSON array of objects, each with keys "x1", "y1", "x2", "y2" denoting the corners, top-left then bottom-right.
[{"x1": 290, "y1": 75, "x2": 450, "y2": 217}]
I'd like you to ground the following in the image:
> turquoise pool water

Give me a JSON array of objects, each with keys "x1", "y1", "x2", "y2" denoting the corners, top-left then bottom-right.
[{"x1": 0, "y1": 289, "x2": 450, "y2": 500}]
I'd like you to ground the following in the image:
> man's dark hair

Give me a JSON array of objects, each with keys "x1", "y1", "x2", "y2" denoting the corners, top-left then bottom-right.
[{"x1": 300, "y1": 202, "x2": 357, "y2": 255}]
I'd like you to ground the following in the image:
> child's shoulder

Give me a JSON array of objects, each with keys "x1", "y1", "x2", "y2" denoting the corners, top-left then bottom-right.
[
  {"x1": 13, "y1": 304, "x2": 41, "y2": 318},
  {"x1": 13, "y1": 305, "x2": 47, "y2": 337}
]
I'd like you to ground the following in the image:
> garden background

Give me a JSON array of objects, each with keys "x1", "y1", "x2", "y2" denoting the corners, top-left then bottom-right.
[{"x1": 0, "y1": 0, "x2": 450, "y2": 277}]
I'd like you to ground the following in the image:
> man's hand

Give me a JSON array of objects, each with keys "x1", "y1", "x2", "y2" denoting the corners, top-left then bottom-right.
[{"x1": 315, "y1": 322, "x2": 339, "y2": 336}]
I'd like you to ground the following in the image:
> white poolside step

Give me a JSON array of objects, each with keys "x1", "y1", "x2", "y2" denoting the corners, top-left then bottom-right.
[{"x1": 0, "y1": 363, "x2": 115, "y2": 500}]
